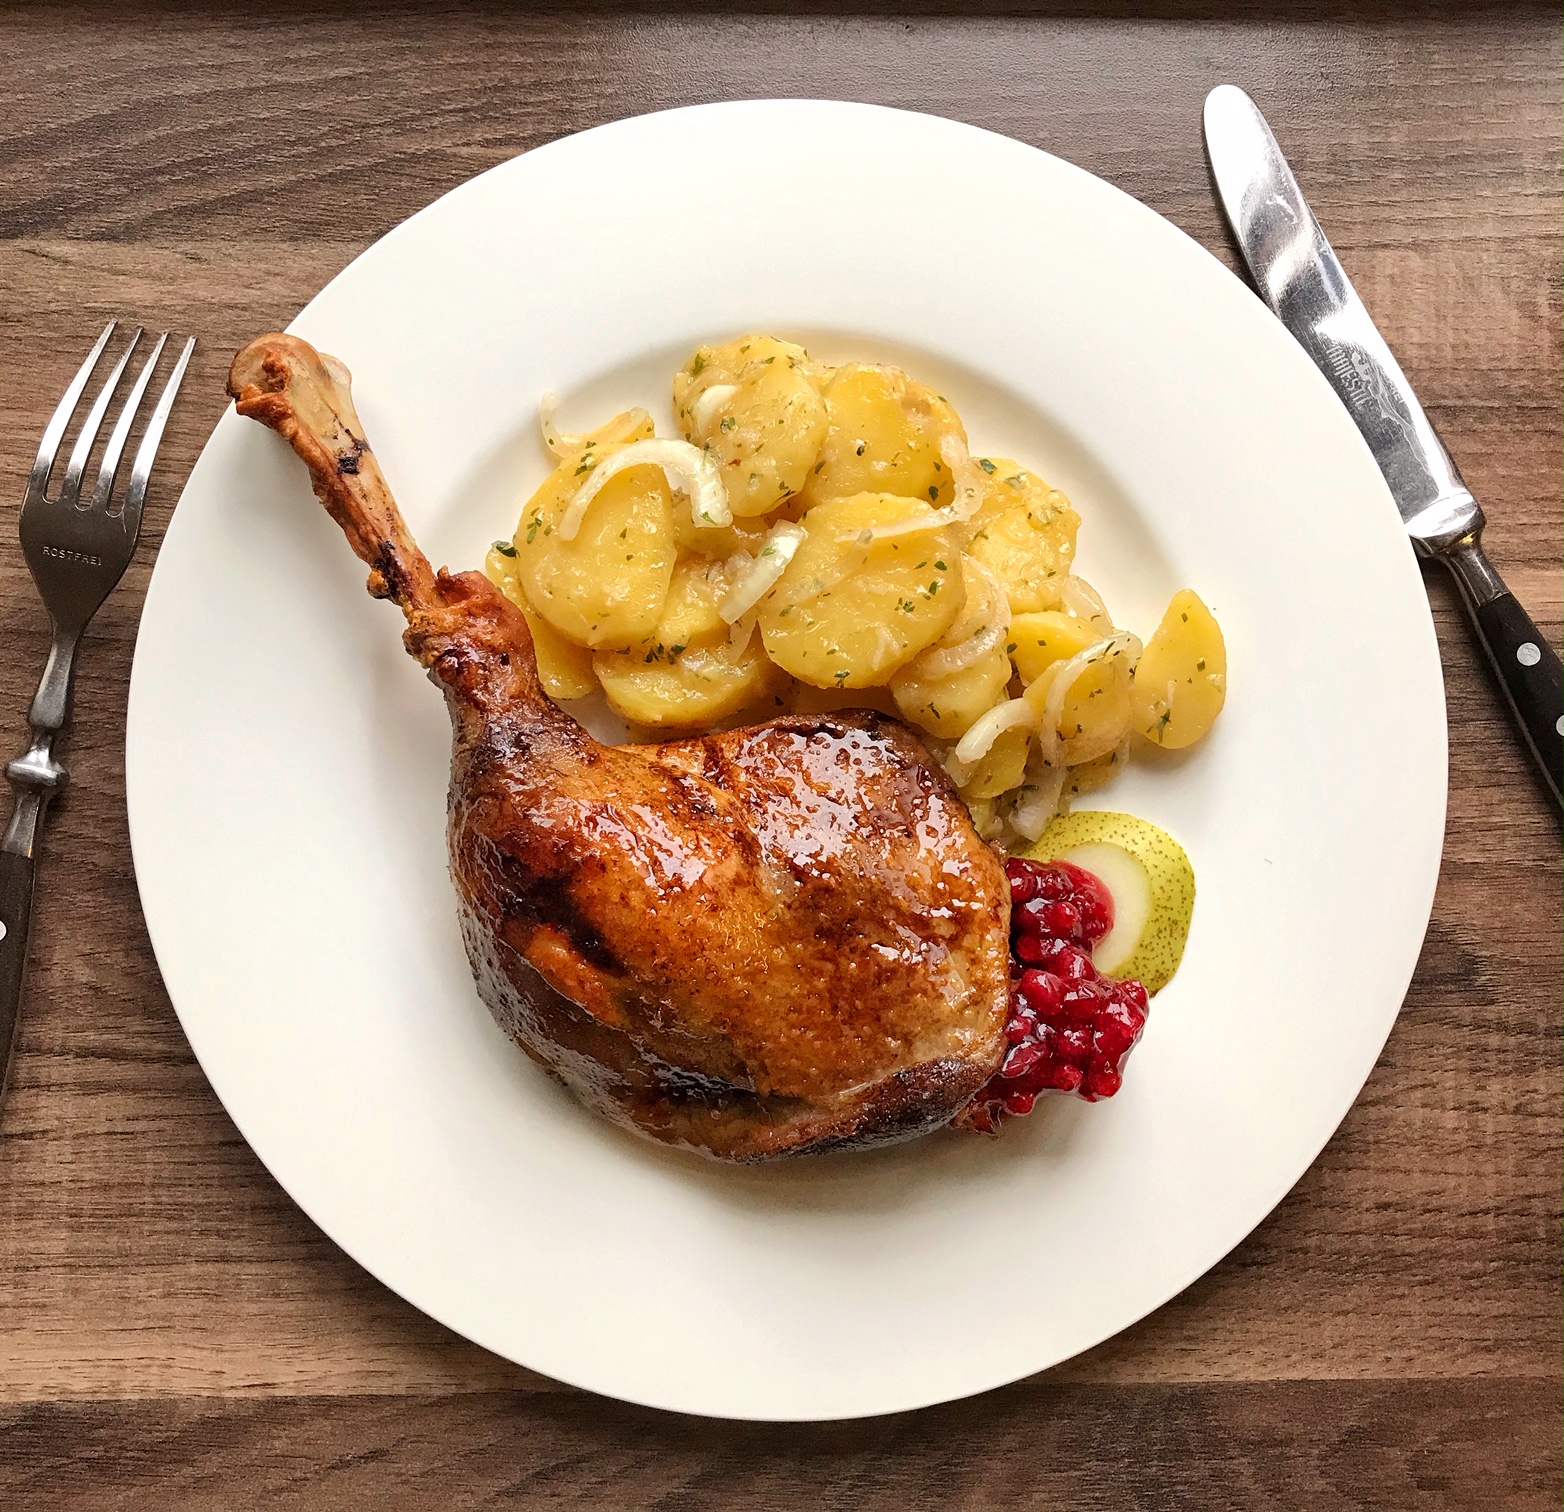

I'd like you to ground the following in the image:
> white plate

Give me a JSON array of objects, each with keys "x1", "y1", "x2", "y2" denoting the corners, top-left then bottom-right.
[{"x1": 127, "y1": 100, "x2": 1446, "y2": 1420}]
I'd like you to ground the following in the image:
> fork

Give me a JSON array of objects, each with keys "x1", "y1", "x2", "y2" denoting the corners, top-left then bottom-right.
[{"x1": 0, "y1": 322, "x2": 195, "y2": 1106}]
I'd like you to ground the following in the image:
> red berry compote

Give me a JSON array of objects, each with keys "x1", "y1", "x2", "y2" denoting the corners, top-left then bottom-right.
[{"x1": 958, "y1": 857, "x2": 1150, "y2": 1134}]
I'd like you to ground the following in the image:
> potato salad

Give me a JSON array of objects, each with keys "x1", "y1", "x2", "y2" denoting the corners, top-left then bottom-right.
[{"x1": 486, "y1": 335, "x2": 1226, "y2": 844}]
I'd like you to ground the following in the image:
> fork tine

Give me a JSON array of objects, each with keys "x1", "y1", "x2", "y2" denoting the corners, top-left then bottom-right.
[
  {"x1": 118, "y1": 336, "x2": 196, "y2": 536},
  {"x1": 58, "y1": 327, "x2": 143, "y2": 507},
  {"x1": 91, "y1": 331, "x2": 168, "y2": 515},
  {"x1": 27, "y1": 321, "x2": 117, "y2": 501}
]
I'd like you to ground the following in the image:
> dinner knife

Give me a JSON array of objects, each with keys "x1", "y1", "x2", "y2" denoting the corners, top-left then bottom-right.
[{"x1": 1203, "y1": 84, "x2": 1562, "y2": 811}]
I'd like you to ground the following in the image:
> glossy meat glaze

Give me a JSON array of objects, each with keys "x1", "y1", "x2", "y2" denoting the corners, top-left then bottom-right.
[{"x1": 228, "y1": 334, "x2": 1011, "y2": 1159}]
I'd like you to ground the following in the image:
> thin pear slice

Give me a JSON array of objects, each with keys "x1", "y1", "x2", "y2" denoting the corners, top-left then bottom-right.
[
  {"x1": 1019, "y1": 810, "x2": 1195, "y2": 993},
  {"x1": 1058, "y1": 840, "x2": 1151, "y2": 976}
]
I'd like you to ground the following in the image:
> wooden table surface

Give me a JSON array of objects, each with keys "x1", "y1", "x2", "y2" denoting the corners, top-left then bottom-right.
[{"x1": 0, "y1": 3, "x2": 1558, "y2": 1507}]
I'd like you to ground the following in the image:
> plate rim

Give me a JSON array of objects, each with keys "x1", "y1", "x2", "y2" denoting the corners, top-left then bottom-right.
[{"x1": 126, "y1": 97, "x2": 1448, "y2": 1421}]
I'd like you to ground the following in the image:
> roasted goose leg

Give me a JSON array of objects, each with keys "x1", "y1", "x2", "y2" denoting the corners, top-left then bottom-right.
[{"x1": 227, "y1": 334, "x2": 1010, "y2": 1160}]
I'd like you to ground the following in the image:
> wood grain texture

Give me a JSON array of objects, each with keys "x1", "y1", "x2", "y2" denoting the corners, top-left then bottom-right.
[
  {"x1": 0, "y1": 3, "x2": 1557, "y2": 1507},
  {"x1": 0, "y1": 1379, "x2": 1558, "y2": 1511}
]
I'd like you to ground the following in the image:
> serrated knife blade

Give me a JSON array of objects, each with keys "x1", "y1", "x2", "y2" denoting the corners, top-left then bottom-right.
[
  {"x1": 1204, "y1": 84, "x2": 1476, "y2": 551},
  {"x1": 1203, "y1": 84, "x2": 1560, "y2": 812}
]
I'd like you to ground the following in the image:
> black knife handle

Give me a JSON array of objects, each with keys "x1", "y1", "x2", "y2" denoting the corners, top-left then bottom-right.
[
  {"x1": 0, "y1": 845, "x2": 37, "y2": 1106},
  {"x1": 1440, "y1": 536, "x2": 1562, "y2": 813}
]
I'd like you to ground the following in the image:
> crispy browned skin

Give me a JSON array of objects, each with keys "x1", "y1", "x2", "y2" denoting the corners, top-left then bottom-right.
[{"x1": 227, "y1": 333, "x2": 1011, "y2": 1160}]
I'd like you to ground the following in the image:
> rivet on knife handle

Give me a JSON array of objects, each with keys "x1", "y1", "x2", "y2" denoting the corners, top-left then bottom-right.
[{"x1": 1203, "y1": 84, "x2": 1562, "y2": 814}]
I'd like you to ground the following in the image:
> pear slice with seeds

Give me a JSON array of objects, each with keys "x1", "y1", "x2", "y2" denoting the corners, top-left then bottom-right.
[{"x1": 1019, "y1": 810, "x2": 1195, "y2": 993}]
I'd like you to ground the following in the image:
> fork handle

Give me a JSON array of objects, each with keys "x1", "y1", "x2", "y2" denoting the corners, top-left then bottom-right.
[
  {"x1": 1, "y1": 734, "x2": 66, "y2": 1112},
  {"x1": 29, "y1": 623, "x2": 81, "y2": 732},
  {"x1": 0, "y1": 844, "x2": 38, "y2": 1104}
]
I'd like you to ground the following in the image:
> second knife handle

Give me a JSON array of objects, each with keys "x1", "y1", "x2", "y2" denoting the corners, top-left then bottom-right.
[{"x1": 1440, "y1": 537, "x2": 1562, "y2": 812}]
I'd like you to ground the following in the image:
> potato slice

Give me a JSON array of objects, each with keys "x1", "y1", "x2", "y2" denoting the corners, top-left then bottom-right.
[
  {"x1": 485, "y1": 539, "x2": 524, "y2": 602},
  {"x1": 1008, "y1": 610, "x2": 1102, "y2": 685},
  {"x1": 960, "y1": 724, "x2": 1032, "y2": 801},
  {"x1": 674, "y1": 336, "x2": 830, "y2": 518},
  {"x1": 1022, "y1": 633, "x2": 1136, "y2": 766},
  {"x1": 965, "y1": 458, "x2": 1080, "y2": 614},
  {"x1": 758, "y1": 493, "x2": 964, "y2": 688},
  {"x1": 671, "y1": 508, "x2": 773, "y2": 561},
  {"x1": 890, "y1": 553, "x2": 1014, "y2": 736},
  {"x1": 1130, "y1": 589, "x2": 1227, "y2": 749},
  {"x1": 1010, "y1": 606, "x2": 1133, "y2": 763},
  {"x1": 1062, "y1": 745, "x2": 1129, "y2": 801},
  {"x1": 652, "y1": 555, "x2": 730, "y2": 653},
  {"x1": 484, "y1": 542, "x2": 597, "y2": 701},
  {"x1": 1060, "y1": 653, "x2": 1133, "y2": 764},
  {"x1": 964, "y1": 796, "x2": 1001, "y2": 841},
  {"x1": 798, "y1": 365, "x2": 965, "y2": 510},
  {"x1": 594, "y1": 634, "x2": 780, "y2": 731},
  {"x1": 594, "y1": 552, "x2": 750, "y2": 722},
  {"x1": 891, "y1": 647, "x2": 1012, "y2": 739},
  {"x1": 514, "y1": 430, "x2": 677, "y2": 650}
]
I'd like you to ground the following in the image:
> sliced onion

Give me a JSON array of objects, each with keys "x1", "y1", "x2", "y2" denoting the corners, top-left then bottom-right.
[
  {"x1": 938, "y1": 431, "x2": 988, "y2": 524},
  {"x1": 1010, "y1": 764, "x2": 1067, "y2": 842},
  {"x1": 681, "y1": 641, "x2": 741, "y2": 678},
  {"x1": 538, "y1": 392, "x2": 586, "y2": 456},
  {"x1": 969, "y1": 802, "x2": 1006, "y2": 844},
  {"x1": 560, "y1": 438, "x2": 731, "y2": 541},
  {"x1": 872, "y1": 622, "x2": 903, "y2": 665},
  {"x1": 1023, "y1": 660, "x2": 1065, "y2": 768},
  {"x1": 914, "y1": 560, "x2": 1011, "y2": 679},
  {"x1": 539, "y1": 394, "x2": 653, "y2": 458},
  {"x1": 955, "y1": 695, "x2": 1036, "y2": 765},
  {"x1": 718, "y1": 523, "x2": 807, "y2": 623},
  {"x1": 690, "y1": 383, "x2": 739, "y2": 436},
  {"x1": 826, "y1": 436, "x2": 985, "y2": 549},
  {"x1": 726, "y1": 610, "x2": 758, "y2": 655},
  {"x1": 838, "y1": 511, "x2": 947, "y2": 546},
  {"x1": 936, "y1": 742, "x2": 973, "y2": 789},
  {"x1": 916, "y1": 617, "x2": 1006, "y2": 681},
  {"x1": 1029, "y1": 630, "x2": 1142, "y2": 767},
  {"x1": 777, "y1": 532, "x2": 871, "y2": 609},
  {"x1": 1059, "y1": 574, "x2": 1112, "y2": 628}
]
